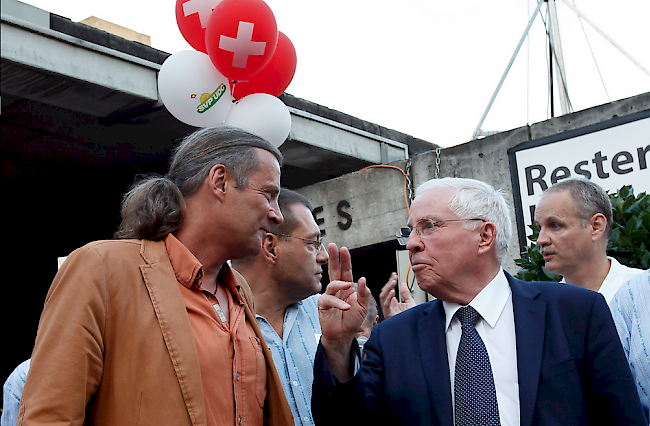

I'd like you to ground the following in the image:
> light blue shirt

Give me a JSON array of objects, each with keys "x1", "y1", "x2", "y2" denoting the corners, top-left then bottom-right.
[
  {"x1": 2, "y1": 359, "x2": 31, "y2": 426},
  {"x1": 256, "y1": 294, "x2": 320, "y2": 426},
  {"x1": 611, "y1": 269, "x2": 650, "y2": 423}
]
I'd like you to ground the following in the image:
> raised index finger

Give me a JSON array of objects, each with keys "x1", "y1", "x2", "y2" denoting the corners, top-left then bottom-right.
[
  {"x1": 327, "y1": 242, "x2": 341, "y2": 281},
  {"x1": 338, "y1": 246, "x2": 353, "y2": 283}
]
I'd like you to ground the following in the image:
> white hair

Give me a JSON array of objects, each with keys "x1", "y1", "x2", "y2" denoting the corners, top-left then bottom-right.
[{"x1": 415, "y1": 178, "x2": 512, "y2": 263}]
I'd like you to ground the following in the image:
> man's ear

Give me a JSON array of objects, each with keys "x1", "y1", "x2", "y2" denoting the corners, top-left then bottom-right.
[
  {"x1": 262, "y1": 234, "x2": 278, "y2": 263},
  {"x1": 590, "y1": 213, "x2": 608, "y2": 241},
  {"x1": 207, "y1": 164, "x2": 229, "y2": 200},
  {"x1": 477, "y1": 221, "x2": 497, "y2": 255}
]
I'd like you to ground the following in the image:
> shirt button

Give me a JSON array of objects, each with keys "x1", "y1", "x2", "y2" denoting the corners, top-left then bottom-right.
[
  {"x1": 236, "y1": 372, "x2": 240, "y2": 381},
  {"x1": 292, "y1": 381, "x2": 299, "y2": 386},
  {"x1": 238, "y1": 416, "x2": 242, "y2": 425}
]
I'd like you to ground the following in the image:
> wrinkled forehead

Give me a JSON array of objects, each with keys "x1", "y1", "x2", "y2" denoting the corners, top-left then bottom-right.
[{"x1": 408, "y1": 187, "x2": 456, "y2": 223}]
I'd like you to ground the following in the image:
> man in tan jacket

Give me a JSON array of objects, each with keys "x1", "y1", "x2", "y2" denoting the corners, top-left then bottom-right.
[{"x1": 18, "y1": 126, "x2": 293, "y2": 426}]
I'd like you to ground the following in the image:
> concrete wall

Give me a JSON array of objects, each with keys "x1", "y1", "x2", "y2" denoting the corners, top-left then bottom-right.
[
  {"x1": 297, "y1": 164, "x2": 410, "y2": 250},
  {"x1": 297, "y1": 91, "x2": 650, "y2": 274}
]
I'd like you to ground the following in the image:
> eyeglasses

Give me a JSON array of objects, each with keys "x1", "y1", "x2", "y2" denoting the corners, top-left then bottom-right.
[
  {"x1": 270, "y1": 232, "x2": 324, "y2": 252},
  {"x1": 396, "y1": 218, "x2": 486, "y2": 246}
]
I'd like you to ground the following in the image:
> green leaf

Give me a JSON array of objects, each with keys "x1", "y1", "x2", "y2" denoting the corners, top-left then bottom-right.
[
  {"x1": 619, "y1": 185, "x2": 630, "y2": 199},
  {"x1": 626, "y1": 216, "x2": 639, "y2": 233}
]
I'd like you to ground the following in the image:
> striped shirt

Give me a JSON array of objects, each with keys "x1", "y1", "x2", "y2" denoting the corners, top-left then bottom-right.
[
  {"x1": 611, "y1": 269, "x2": 650, "y2": 423},
  {"x1": 256, "y1": 294, "x2": 321, "y2": 426},
  {"x1": 2, "y1": 359, "x2": 31, "y2": 426}
]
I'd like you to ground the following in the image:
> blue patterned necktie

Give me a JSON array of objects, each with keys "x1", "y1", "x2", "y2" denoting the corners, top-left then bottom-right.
[{"x1": 454, "y1": 305, "x2": 501, "y2": 426}]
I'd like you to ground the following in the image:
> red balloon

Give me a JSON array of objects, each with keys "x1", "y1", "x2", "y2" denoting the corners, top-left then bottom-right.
[
  {"x1": 175, "y1": 0, "x2": 222, "y2": 53},
  {"x1": 205, "y1": 0, "x2": 278, "y2": 81},
  {"x1": 233, "y1": 32, "x2": 297, "y2": 100}
]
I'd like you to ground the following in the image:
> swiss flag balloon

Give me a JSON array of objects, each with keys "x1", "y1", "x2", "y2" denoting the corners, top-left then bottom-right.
[
  {"x1": 175, "y1": 0, "x2": 222, "y2": 53},
  {"x1": 233, "y1": 31, "x2": 297, "y2": 100},
  {"x1": 205, "y1": 0, "x2": 278, "y2": 81}
]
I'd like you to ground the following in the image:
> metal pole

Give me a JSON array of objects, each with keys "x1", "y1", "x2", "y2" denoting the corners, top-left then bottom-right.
[
  {"x1": 547, "y1": 0, "x2": 571, "y2": 114},
  {"x1": 549, "y1": 30, "x2": 555, "y2": 117},
  {"x1": 472, "y1": 0, "x2": 545, "y2": 140}
]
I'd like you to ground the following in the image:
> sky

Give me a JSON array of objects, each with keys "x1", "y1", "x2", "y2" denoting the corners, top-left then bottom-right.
[{"x1": 20, "y1": 0, "x2": 650, "y2": 147}]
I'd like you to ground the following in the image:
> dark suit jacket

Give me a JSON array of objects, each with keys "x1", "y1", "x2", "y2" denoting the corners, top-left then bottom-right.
[{"x1": 312, "y1": 272, "x2": 645, "y2": 426}]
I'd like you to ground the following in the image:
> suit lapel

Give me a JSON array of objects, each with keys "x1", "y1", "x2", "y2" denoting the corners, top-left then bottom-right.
[
  {"x1": 508, "y1": 274, "x2": 546, "y2": 426},
  {"x1": 140, "y1": 239, "x2": 206, "y2": 426},
  {"x1": 418, "y1": 301, "x2": 453, "y2": 426}
]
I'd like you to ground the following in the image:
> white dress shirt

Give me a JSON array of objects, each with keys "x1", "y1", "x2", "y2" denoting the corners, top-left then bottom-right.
[{"x1": 444, "y1": 269, "x2": 520, "y2": 426}]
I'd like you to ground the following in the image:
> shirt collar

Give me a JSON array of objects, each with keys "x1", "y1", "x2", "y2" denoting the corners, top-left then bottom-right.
[
  {"x1": 165, "y1": 233, "x2": 203, "y2": 289},
  {"x1": 443, "y1": 268, "x2": 511, "y2": 331},
  {"x1": 164, "y1": 234, "x2": 242, "y2": 303}
]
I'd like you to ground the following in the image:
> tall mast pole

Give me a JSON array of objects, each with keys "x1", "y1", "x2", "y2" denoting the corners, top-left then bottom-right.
[{"x1": 547, "y1": 0, "x2": 571, "y2": 114}]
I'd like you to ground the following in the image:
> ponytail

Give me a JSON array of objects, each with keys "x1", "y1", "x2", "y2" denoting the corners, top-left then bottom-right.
[{"x1": 114, "y1": 176, "x2": 185, "y2": 240}]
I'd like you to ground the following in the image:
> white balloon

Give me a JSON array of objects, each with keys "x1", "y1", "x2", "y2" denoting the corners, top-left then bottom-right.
[
  {"x1": 225, "y1": 93, "x2": 291, "y2": 147},
  {"x1": 158, "y1": 50, "x2": 233, "y2": 127}
]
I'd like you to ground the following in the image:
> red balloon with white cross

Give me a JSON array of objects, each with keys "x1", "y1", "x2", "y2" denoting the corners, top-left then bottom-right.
[{"x1": 159, "y1": 0, "x2": 296, "y2": 147}]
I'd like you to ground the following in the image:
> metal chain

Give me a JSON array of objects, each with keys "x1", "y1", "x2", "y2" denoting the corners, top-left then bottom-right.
[
  {"x1": 405, "y1": 157, "x2": 413, "y2": 203},
  {"x1": 435, "y1": 147, "x2": 442, "y2": 179}
]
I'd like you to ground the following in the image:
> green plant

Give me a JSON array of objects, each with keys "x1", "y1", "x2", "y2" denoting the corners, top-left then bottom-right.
[
  {"x1": 514, "y1": 186, "x2": 650, "y2": 281},
  {"x1": 607, "y1": 186, "x2": 650, "y2": 269}
]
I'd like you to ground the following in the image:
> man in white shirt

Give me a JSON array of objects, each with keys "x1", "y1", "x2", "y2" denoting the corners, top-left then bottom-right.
[
  {"x1": 535, "y1": 178, "x2": 643, "y2": 305},
  {"x1": 312, "y1": 177, "x2": 645, "y2": 426}
]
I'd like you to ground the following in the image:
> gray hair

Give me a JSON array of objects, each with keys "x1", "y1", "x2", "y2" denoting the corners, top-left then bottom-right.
[
  {"x1": 540, "y1": 177, "x2": 613, "y2": 239},
  {"x1": 115, "y1": 126, "x2": 282, "y2": 241},
  {"x1": 415, "y1": 178, "x2": 512, "y2": 263}
]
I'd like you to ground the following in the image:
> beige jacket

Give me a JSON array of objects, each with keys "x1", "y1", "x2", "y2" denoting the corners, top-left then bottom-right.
[{"x1": 18, "y1": 239, "x2": 293, "y2": 426}]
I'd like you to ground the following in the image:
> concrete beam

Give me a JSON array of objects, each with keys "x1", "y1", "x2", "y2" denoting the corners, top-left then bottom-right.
[
  {"x1": 288, "y1": 107, "x2": 409, "y2": 165},
  {"x1": 1, "y1": 14, "x2": 160, "y2": 102},
  {"x1": 0, "y1": 0, "x2": 49, "y2": 28}
]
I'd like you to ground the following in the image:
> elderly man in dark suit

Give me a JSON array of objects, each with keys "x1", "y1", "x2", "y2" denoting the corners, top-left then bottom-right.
[{"x1": 313, "y1": 177, "x2": 645, "y2": 426}]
